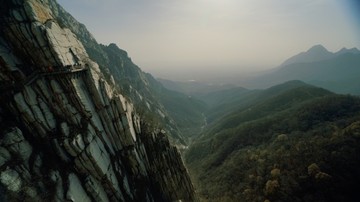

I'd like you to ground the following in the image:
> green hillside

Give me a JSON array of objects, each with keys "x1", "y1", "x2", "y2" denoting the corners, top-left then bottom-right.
[
  {"x1": 205, "y1": 80, "x2": 324, "y2": 124},
  {"x1": 185, "y1": 84, "x2": 360, "y2": 201}
]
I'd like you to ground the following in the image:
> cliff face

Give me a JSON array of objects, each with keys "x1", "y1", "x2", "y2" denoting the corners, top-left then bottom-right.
[
  {"x1": 48, "y1": 2, "x2": 187, "y2": 146},
  {"x1": 0, "y1": 0, "x2": 196, "y2": 201}
]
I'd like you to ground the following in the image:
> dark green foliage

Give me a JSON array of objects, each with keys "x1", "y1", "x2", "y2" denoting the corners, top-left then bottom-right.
[
  {"x1": 205, "y1": 80, "x2": 319, "y2": 124},
  {"x1": 186, "y1": 85, "x2": 360, "y2": 201},
  {"x1": 159, "y1": 90, "x2": 206, "y2": 136},
  {"x1": 204, "y1": 81, "x2": 332, "y2": 137},
  {"x1": 146, "y1": 74, "x2": 207, "y2": 137}
]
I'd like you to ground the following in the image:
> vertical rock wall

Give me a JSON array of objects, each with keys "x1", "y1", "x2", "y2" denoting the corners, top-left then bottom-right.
[{"x1": 0, "y1": 0, "x2": 196, "y2": 201}]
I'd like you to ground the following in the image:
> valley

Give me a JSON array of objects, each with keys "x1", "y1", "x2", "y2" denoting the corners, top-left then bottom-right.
[
  {"x1": 1, "y1": 0, "x2": 360, "y2": 201},
  {"x1": 158, "y1": 46, "x2": 360, "y2": 202}
]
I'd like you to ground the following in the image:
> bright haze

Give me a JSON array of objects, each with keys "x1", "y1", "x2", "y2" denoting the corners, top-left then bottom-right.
[{"x1": 57, "y1": 0, "x2": 360, "y2": 81}]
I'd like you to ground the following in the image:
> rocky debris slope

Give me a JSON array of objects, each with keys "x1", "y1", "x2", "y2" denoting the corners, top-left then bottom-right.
[{"x1": 0, "y1": 0, "x2": 196, "y2": 201}]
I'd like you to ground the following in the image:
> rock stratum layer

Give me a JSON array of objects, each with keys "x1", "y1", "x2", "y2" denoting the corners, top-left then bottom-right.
[{"x1": 0, "y1": 0, "x2": 196, "y2": 201}]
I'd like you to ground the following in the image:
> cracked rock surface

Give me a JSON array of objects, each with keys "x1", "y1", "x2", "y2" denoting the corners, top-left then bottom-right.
[{"x1": 0, "y1": 0, "x2": 197, "y2": 201}]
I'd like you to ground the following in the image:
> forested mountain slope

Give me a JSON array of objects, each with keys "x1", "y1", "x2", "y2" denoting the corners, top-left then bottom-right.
[
  {"x1": 186, "y1": 82, "x2": 360, "y2": 202},
  {"x1": 204, "y1": 80, "x2": 324, "y2": 124}
]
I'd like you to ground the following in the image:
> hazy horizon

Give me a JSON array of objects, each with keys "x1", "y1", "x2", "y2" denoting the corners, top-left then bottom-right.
[{"x1": 58, "y1": 0, "x2": 360, "y2": 81}]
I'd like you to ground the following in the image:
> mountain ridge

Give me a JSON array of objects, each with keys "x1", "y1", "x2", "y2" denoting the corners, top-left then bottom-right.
[
  {"x1": 281, "y1": 44, "x2": 360, "y2": 66},
  {"x1": 242, "y1": 45, "x2": 360, "y2": 94}
]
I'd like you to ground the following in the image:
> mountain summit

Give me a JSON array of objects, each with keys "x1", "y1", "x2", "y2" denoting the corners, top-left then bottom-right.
[
  {"x1": 281, "y1": 44, "x2": 333, "y2": 66},
  {"x1": 243, "y1": 44, "x2": 360, "y2": 94}
]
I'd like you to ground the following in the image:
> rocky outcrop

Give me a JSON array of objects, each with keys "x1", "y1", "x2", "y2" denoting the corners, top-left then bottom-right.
[
  {"x1": 0, "y1": 0, "x2": 196, "y2": 201},
  {"x1": 47, "y1": 1, "x2": 187, "y2": 146},
  {"x1": 50, "y1": 1, "x2": 208, "y2": 147}
]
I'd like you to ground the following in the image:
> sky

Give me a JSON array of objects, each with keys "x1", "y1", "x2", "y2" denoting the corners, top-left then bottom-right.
[{"x1": 57, "y1": 0, "x2": 360, "y2": 81}]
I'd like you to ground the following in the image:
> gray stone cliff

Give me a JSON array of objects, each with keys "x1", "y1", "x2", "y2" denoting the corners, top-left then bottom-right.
[
  {"x1": 48, "y1": 1, "x2": 187, "y2": 146},
  {"x1": 0, "y1": 0, "x2": 196, "y2": 201}
]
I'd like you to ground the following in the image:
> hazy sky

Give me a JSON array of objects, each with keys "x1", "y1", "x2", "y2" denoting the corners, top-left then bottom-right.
[{"x1": 57, "y1": 0, "x2": 360, "y2": 80}]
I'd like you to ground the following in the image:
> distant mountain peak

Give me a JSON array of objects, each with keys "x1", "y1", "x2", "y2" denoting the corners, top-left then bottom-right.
[
  {"x1": 307, "y1": 44, "x2": 329, "y2": 53},
  {"x1": 335, "y1": 47, "x2": 360, "y2": 56},
  {"x1": 281, "y1": 44, "x2": 333, "y2": 66}
]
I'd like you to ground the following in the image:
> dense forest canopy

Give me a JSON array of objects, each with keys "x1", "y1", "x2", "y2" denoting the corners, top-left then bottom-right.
[{"x1": 185, "y1": 83, "x2": 360, "y2": 202}]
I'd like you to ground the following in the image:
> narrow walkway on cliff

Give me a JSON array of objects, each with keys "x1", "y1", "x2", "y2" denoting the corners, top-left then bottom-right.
[{"x1": 0, "y1": 64, "x2": 89, "y2": 96}]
